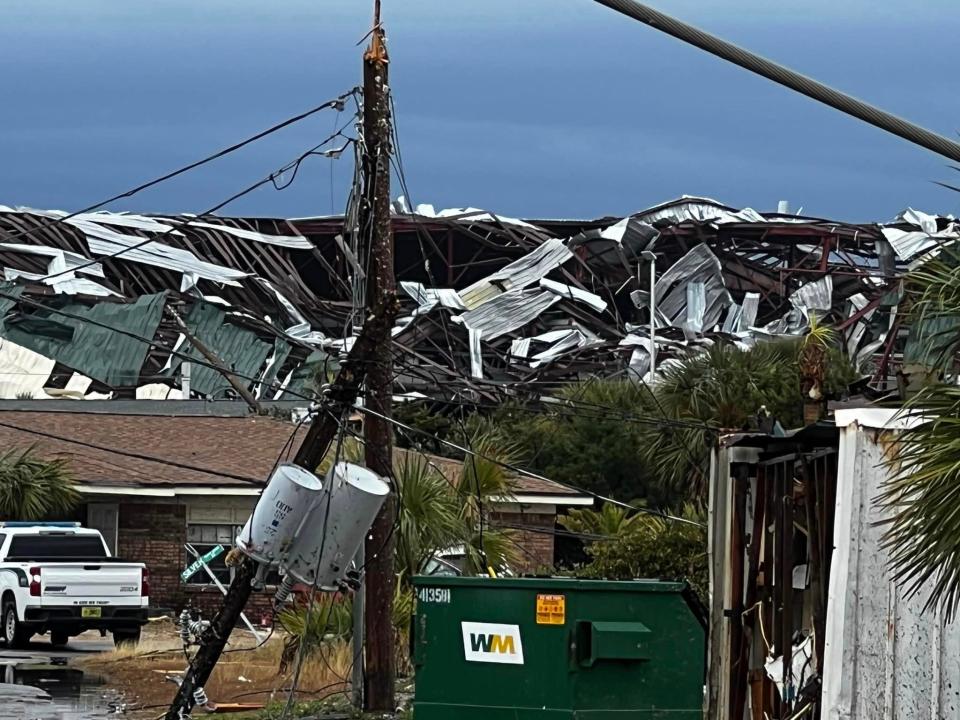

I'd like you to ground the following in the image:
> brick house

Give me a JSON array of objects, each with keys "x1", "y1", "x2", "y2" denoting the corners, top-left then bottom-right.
[{"x1": 0, "y1": 400, "x2": 591, "y2": 616}]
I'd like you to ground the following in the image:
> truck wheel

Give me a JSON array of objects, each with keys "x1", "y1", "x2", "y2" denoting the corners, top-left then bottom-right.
[
  {"x1": 112, "y1": 628, "x2": 141, "y2": 648},
  {"x1": 50, "y1": 631, "x2": 69, "y2": 648},
  {"x1": 2, "y1": 601, "x2": 31, "y2": 649}
]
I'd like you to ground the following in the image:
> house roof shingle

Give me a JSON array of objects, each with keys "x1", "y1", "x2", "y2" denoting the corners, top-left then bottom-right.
[{"x1": 0, "y1": 407, "x2": 588, "y2": 500}]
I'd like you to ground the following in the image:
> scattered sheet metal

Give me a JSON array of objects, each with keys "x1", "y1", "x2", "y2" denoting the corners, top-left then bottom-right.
[
  {"x1": 636, "y1": 244, "x2": 732, "y2": 332},
  {"x1": 538, "y1": 278, "x2": 607, "y2": 313},
  {"x1": 0, "y1": 195, "x2": 946, "y2": 399},
  {"x1": 459, "y1": 239, "x2": 572, "y2": 310},
  {"x1": 454, "y1": 289, "x2": 561, "y2": 341}
]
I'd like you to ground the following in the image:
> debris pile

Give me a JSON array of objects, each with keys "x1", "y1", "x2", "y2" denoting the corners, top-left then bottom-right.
[{"x1": 0, "y1": 197, "x2": 952, "y2": 401}]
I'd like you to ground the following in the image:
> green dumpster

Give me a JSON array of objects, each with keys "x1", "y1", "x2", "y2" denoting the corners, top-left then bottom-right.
[{"x1": 411, "y1": 576, "x2": 706, "y2": 719}]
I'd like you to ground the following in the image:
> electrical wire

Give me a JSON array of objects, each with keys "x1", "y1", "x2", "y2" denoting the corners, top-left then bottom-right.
[
  {"x1": 0, "y1": 418, "x2": 263, "y2": 484},
  {"x1": 352, "y1": 403, "x2": 705, "y2": 527},
  {"x1": 0, "y1": 89, "x2": 358, "y2": 251},
  {"x1": 0, "y1": 293, "x2": 709, "y2": 526},
  {"x1": 0, "y1": 287, "x2": 713, "y2": 531},
  {"x1": 278, "y1": 410, "x2": 347, "y2": 720},
  {"x1": 0, "y1": 285, "x2": 715, "y2": 528},
  {"x1": 0, "y1": 282, "x2": 715, "y2": 439},
  {"x1": 23, "y1": 120, "x2": 357, "y2": 286}
]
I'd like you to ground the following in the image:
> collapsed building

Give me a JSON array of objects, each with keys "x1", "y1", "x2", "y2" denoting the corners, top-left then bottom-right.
[{"x1": 0, "y1": 197, "x2": 951, "y2": 402}]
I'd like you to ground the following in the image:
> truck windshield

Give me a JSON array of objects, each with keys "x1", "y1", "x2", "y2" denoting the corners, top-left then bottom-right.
[{"x1": 7, "y1": 534, "x2": 107, "y2": 559}]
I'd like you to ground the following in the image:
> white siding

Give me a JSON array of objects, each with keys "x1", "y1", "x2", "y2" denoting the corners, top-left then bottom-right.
[{"x1": 823, "y1": 419, "x2": 960, "y2": 719}]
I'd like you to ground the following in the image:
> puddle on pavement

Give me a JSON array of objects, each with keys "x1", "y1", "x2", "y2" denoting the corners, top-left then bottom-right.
[{"x1": 0, "y1": 657, "x2": 123, "y2": 720}]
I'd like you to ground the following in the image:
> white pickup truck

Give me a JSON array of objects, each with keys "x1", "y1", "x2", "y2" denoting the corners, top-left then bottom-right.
[{"x1": 0, "y1": 522, "x2": 148, "y2": 648}]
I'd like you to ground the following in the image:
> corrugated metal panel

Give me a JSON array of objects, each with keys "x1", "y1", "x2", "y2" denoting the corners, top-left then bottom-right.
[
  {"x1": 454, "y1": 289, "x2": 560, "y2": 341},
  {"x1": 0, "y1": 337, "x2": 55, "y2": 399},
  {"x1": 259, "y1": 338, "x2": 292, "y2": 397},
  {"x1": 459, "y1": 239, "x2": 573, "y2": 310},
  {"x1": 823, "y1": 421, "x2": 960, "y2": 719},
  {"x1": 166, "y1": 301, "x2": 273, "y2": 397},
  {"x1": 79, "y1": 220, "x2": 249, "y2": 285},
  {"x1": 634, "y1": 196, "x2": 767, "y2": 226},
  {"x1": 0, "y1": 290, "x2": 166, "y2": 387},
  {"x1": 790, "y1": 276, "x2": 833, "y2": 314},
  {"x1": 279, "y1": 348, "x2": 336, "y2": 401},
  {"x1": 7, "y1": 208, "x2": 312, "y2": 249},
  {"x1": 186, "y1": 221, "x2": 312, "y2": 249},
  {"x1": 538, "y1": 278, "x2": 607, "y2": 313},
  {"x1": 4, "y1": 268, "x2": 119, "y2": 297},
  {"x1": 400, "y1": 281, "x2": 465, "y2": 310},
  {"x1": 644, "y1": 243, "x2": 732, "y2": 331},
  {"x1": 0, "y1": 243, "x2": 105, "y2": 277}
]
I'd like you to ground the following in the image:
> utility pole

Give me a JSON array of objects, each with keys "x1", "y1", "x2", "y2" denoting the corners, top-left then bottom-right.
[
  {"x1": 358, "y1": 1, "x2": 398, "y2": 711},
  {"x1": 163, "y1": 298, "x2": 398, "y2": 720}
]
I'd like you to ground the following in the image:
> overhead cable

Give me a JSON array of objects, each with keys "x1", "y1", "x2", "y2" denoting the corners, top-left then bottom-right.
[
  {"x1": 593, "y1": 0, "x2": 960, "y2": 162},
  {"x1": 28, "y1": 122, "x2": 357, "y2": 285},
  {"x1": 352, "y1": 403, "x2": 705, "y2": 527},
  {"x1": 0, "y1": 418, "x2": 263, "y2": 485},
  {"x1": 0, "y1": 89, "x2": 359, "y2": 249}
]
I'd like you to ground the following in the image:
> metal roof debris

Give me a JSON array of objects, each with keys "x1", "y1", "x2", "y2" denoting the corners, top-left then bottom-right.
[{"x1": 0, "y1": 196, "x2": 954, "y2": 401}]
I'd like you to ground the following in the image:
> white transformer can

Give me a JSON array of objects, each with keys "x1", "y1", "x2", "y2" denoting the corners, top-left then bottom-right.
[
  {"x1": 283, "y1": 461, "x2": 389, "y2": 589},
  {"x1": 236, "y1": 463, "x2": 325, "y2": 566}
]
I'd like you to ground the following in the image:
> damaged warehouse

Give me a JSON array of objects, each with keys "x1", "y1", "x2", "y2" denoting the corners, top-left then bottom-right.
[{"x1": 0, "y1": 196, "x2": 950, "y2": 401}]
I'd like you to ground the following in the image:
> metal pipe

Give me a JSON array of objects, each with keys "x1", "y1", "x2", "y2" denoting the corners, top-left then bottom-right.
[
  {"x1": 592, "y1": 0, "x2": 960, "y2": 163},
  {"x1": 641, "y1": 250, "x2": 657, "y2": 382},
  {"x1": 352, "y1": 545, "x2": 365, "y2": 710},
  {"x1": 649, "y1": 258, "x2": 657, "y2": 381}
]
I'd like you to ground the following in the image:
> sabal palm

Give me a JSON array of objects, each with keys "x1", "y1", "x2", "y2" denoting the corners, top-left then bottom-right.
[{"x1": 0, "y1": 445, "x2": 78, "y2": 520}]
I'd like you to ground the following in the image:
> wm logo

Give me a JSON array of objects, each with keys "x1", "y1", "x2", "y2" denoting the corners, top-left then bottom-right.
[
  {"x1": 470, "y1": 633, "x2": 516, "y2": 655},
  {"x1": 461, "y1": 622, "x2": 524, "y2": 664}
]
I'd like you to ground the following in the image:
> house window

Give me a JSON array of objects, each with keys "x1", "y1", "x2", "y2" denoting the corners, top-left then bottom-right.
[{"x1": 184, "y1": 524, "x2": 236, "y2": 585}]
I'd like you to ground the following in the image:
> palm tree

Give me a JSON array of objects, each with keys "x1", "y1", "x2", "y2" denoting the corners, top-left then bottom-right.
[
  {"x1": 799, "y1": 317, "x2": 835, "y2": 423},
  {"x1": 558, "y1": 503, "x2": 647, "y2": 538},
  {"x1": 393, "y1": 450, "x2": 465, "y2": 582},
  {"x1": 317, "y1": 431, "x2": 521, "y2": 581},
  {"x1": 638, "y1": 341, "x2": 804, "y2": 503},
  {"x1": 878, "y1": 247, "x2": 960, "y2": 618},
  {"x1": 454, "y1": 431, "x2": 522, "y2": 575},
  {"x1": 0, "y1": 445, "x2": 78, "y2": 520}
]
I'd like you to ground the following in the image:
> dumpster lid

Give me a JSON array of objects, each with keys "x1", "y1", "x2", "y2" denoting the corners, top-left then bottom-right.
[{"x1": 411, "y1": 576, "x2": 688, "y2": 593}]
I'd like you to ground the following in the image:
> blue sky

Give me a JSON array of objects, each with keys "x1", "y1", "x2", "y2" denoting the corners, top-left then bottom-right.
[{"x1": 1, "y1": 1, "x2": 958, "y2": 222}]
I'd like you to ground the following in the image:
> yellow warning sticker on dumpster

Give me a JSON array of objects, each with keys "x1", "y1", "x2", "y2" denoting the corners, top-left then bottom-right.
[{"x1": 536, "y1": 594, "x2": 565, "y2": 625}]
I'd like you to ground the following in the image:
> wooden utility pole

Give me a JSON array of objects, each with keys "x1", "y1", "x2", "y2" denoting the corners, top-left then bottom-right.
[
  {"x1": 359, "y1": 2, "x2": 398, "y2": 712},
  {"x1": 163, "y1": 300, "x2": 398, "y2": 720}
]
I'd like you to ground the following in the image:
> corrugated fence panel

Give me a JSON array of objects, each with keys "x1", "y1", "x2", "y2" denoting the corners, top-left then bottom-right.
[{"x1": 825, "y1": 425, "x2": 960, "y2": 719}]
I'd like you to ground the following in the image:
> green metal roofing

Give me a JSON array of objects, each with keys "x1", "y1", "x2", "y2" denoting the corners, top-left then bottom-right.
[
  {"x1": 0, "y1": 287, "x2": 165, "y2": 387},
  {"x1": 279, "y1": 348, "x2": 336, "y2": 400},
  {"x1": 260, "y1": 337, "x2": 292, "y2": 395},
  {"x1": 166, "y1": 300, "x2": 273, "y2": 397}
]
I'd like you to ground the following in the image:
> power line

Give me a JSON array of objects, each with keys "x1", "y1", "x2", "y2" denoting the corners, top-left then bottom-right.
[
  {"x1": 24, "y1": 122, "x2": 357, "y2": 286},
  {"x1": 351, "y1": 402, "x2": 704, "y2": 527},
  {"x1": 0, "y1": 281, "x2": 720, "y2": 448},
  {"x1": 0, "y1": 285, "x2": 716, "y2": 509},
  {"x1": 593, "y1": 0, "x2": 960, "y2": 163},
  {"x1": 0, "y1": 418, "x2": 263, "y2": 485},
  {"x1": 0, "y1": 89, "x2": 358, "y2": 250}
]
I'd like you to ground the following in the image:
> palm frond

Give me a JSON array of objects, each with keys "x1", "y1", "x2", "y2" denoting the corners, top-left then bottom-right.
[
  {"x1": 393, "y1": 452, "x2": 465, "y2": 581},
  {"x1": 0, "y1": 445, "x2": 78, "y2": 520},
  {"x1": 878, "y1": 385, "x2": 960, "y2": 619}
]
